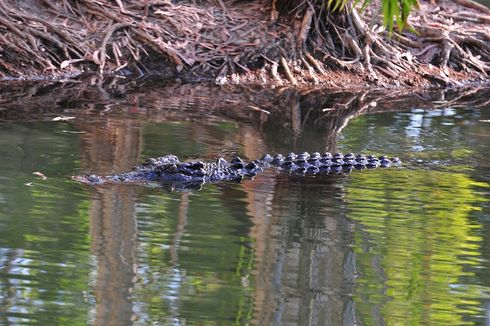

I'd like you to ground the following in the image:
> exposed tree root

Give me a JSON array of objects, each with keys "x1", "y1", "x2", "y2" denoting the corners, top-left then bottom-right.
[{"x1": 0, "y1": 0, "x2": 488, "y2": 87}]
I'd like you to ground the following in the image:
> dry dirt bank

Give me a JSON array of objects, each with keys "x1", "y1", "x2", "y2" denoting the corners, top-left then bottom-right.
[{"x1": 0, "y1": 0, "x2": 489, "y2": 88}]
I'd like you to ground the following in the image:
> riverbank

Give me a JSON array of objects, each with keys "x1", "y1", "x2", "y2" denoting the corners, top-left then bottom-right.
[{"x1": 0, "y1": 0, "x2": 489, "y2": 88}]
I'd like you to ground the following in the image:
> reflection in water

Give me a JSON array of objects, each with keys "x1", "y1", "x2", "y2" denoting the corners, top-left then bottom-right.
[
  {"x1": 89, "y1": 186, "x2": 138, "y2": 326},
  {"x1": 248, "y1": 175, "x2": 356, "y2": 325},
  {"x1": 77, "y1": 118, "x2": 141, "y2": 325},
  {"x1": 346, "y1": 170, "x2": 488, "y2": 325},
  {"x1": 0, "y1": 123, "x2": 91, "y2": 325},
  {"x1": 0, "y1": 84, "x2": 489, "y2": 325}
]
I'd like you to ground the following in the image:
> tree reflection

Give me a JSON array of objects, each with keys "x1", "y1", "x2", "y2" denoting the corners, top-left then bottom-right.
[
  {"x1": 1, "y1": 80, "x2": 489, "y2": 325},
  {"x1": 345, "y1": 169, "x2": 487, "y2": 324}
]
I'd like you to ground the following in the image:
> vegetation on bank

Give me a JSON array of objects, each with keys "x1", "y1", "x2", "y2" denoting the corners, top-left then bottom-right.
[{"x1": 0, "y1": 0, "x2": 488, "y2": 87}]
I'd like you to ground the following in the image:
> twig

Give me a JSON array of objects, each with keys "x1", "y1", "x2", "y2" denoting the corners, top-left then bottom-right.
[
  {"x1": 98, "y1": 22, "x2": 133, "y2": 72},
  {"x1": 280, "y1": 56, "x2": 297, "y2": 85}
]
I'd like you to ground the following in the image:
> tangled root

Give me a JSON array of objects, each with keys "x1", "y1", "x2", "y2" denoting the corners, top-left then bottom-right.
[{"x1": 0, "y1": 0, "x2": 488, "y2": 86}]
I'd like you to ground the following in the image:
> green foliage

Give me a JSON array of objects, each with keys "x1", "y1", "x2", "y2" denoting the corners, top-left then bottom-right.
[
  {"x1": 325, "y1": 0, "x2": 419, "y2": 31},
  {"x1": 326, "y1": 0, "x2": 350, "y2": 13},
  {"x1": 382, "y1": 0, "x2": 419, "y2": 31}
]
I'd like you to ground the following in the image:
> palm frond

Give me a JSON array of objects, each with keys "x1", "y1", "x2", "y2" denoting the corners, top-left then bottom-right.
[{"x1": 355, "y1": 0, "x2": 419, "y2": 31}]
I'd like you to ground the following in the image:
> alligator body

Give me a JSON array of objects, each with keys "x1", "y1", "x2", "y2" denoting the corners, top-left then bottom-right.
[{"x1": 72, "y1": 152, "x2": 400, "y2": 190}]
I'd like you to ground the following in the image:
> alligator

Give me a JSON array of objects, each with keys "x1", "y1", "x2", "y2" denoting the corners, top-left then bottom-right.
[{"x1": 72, "y1": 152, "x2": 401, "y2": 190}]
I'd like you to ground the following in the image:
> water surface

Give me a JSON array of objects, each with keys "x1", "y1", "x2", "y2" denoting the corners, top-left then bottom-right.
[{"x1": 0, "y1": 82, "x2": 489, "y2": 325}]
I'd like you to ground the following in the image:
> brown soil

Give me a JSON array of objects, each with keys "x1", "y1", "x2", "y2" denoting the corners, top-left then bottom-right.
[{"x1": 0, "y1": 0, "x2": 489, "y2": 88}]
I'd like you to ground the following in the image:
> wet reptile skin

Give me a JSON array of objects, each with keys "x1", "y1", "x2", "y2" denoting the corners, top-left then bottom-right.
[{"x1": 72, "y1": 152, "x2": 401, "y2": 189}]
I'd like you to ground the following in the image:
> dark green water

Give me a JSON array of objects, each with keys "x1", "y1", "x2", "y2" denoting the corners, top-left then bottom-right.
[{"x1": 0, "y1": 83, "x2": 489, "y2": 325}]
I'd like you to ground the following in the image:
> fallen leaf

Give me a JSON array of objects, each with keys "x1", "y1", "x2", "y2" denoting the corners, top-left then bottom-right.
[
  {"x1": 33, "y1": 172, "x2": 48, "y2": 180},
  {"x1": 61, "y1": 130, "x2": 85, "y2": 134},
  {"x1": 92, "y1": 50, "x2": 101, "y2": 65},
  {"x1": 60, "y1": 60, "x2": 71, "y2": 69},
  {"x1": 52, "y1": 116, "x2": 75, "y2": 121},
  {"x1": 248, "y1": 105, "x2": 270, "y2": 115}
]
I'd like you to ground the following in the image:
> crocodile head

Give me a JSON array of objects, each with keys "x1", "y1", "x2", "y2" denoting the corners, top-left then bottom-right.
[{"x1": 71, "y1": 174, "x2": 105, "y2": 185}]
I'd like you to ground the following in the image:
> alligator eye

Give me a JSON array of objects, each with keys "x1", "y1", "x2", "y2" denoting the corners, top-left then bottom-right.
[{"x1": 231, "y1": 156, "x2": 243, "y2": 164}]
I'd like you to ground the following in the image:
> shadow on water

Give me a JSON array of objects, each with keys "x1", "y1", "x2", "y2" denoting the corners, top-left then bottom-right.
[{"x1": 0, "y1": 78, "x2": 489, "y2": 325}]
